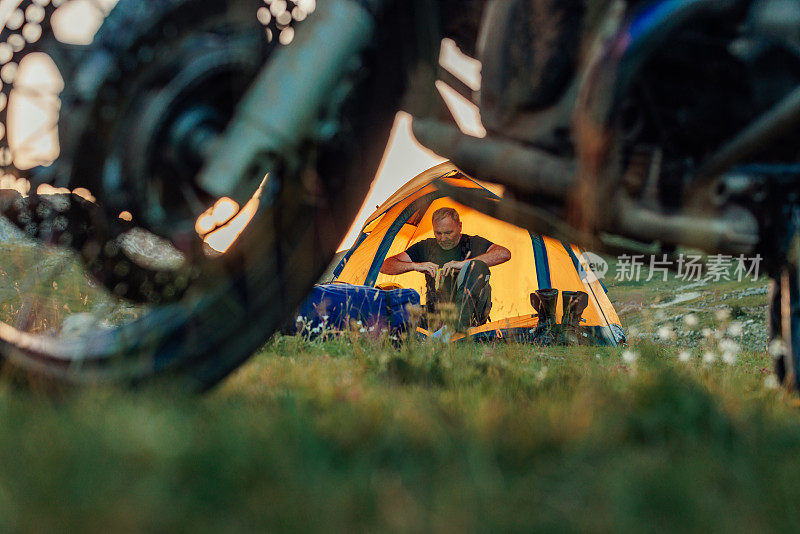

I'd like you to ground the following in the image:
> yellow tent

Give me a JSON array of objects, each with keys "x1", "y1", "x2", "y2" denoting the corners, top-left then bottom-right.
[{"x1": 333, "y1": 163, "x2": 625, "y2": 345}]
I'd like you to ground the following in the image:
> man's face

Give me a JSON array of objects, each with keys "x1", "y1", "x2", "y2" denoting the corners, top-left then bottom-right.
[{"x1": 433, "y1": 216, "x2": 462, "y2": 250}]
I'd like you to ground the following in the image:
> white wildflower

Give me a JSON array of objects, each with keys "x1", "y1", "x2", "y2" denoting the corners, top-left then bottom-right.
[
  {"x1": 714, "y1": 309, "x2": 730, "y2": 321},
  {"x1": 536, "y1": 366, "x2": 548, "y2": 381},
  {"x1": 727, "y1": 321, "x2": 743, "y2": 337},
  {"x1": 595, "y1": 353, "x2": 601, "y2": 360},
  {"x1": 719, "y1": 338, "x2": 740, "y2": 355},
  {"x1": 722, "y1": 351, "x2": 737, "y2": 365},
  {"x1": 764, "y1": 374, "x2": 780, "y2": 390},
  {"x1": 684, "y1": 313, "x2": 698, "y2": 327},
  {"x1": 769, "y1": 339, "x2": 788, "y2": 358},
  {"x1": 657, "y1": 326, "x2": 674, "y2": 340},
  {"x1": 322, "y1": 315, "x2": 329, "y2": 321},
  {"x1": 702, "y1": 328, "x2": 712, "y2": 339},
  {"x1": 678, "y1": 350, "x2": 692, "y2": 362},
  {"x1": 655, "y1": 310, "x2": 666, "y2": 321},
  {"x1": 622, "y1": 350, "x2": 639, "y2": 364},
  {"x1": 359, "y1": 327, "x2": 366, "y2": 333},
  {"x1": 356, "y1": 320, "x2": 362, "y2": 326},
  {"x1": 296, "y1": 315, "x2": 303, "y2": 322},
  {"x1": 702, "y1": 351, "x2": 717, "y2": 364}
]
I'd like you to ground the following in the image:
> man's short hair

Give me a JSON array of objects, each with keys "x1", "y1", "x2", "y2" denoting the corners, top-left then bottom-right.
[{"x1": 432, "y1": 207, "x2": 460, "y2": 224}]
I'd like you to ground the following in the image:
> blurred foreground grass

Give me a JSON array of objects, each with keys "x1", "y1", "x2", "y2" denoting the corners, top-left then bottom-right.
[{"x1": 0, "y1": 336, "x2": 799, "y2": 532}]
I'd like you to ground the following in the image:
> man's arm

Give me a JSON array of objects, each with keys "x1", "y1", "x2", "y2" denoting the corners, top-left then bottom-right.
[
  {"x1": 474, "y1": 244, "x2": 512, "y2": 267},
  {"x1": 381, "y1": 251, "x2": 438, "y2": 277}
]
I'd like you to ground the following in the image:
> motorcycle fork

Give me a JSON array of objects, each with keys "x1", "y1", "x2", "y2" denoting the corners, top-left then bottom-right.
[
  {"x1": 764, "y1": 197, "x2": 800, "y2": 390},
  {"x1": 195, "y1": 0, "x2": 398, "y2": 202}
]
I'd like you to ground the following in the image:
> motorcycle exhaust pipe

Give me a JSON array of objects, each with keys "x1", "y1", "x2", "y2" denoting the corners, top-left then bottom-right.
[
  {"x1": 614, "y1": 194, "x2": 759, "y2": 255},
  {"x1": 412, "y1": 118, "x2": 576, "y2": 199}
]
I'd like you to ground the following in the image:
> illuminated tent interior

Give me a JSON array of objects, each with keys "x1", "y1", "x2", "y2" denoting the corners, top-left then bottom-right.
[{"x1": 332, "y1": 162, "x2": 626, "y2": 345}]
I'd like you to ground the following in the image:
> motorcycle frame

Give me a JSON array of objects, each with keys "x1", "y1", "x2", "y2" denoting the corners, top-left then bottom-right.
[{"x1": 196, "y1": 0, "x2": 800, "y2": 260}]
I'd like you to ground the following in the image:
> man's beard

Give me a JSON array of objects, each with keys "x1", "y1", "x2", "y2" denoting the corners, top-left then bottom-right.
[{"x1": 438, "y1": 239, "x2": 458, "y2": 250}]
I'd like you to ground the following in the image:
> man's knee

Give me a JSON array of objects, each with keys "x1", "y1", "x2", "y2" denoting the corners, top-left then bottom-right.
[
  {"x1": 457, "y1": 259, "x2": 490, "y2": 288},
  {"x1": 456, "y1": 260, "x2": 492, "y2": 328}
]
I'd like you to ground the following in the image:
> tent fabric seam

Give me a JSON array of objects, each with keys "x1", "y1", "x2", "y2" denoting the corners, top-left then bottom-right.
[
  {"x1": 530, "y1": 233, "x2": 552, "y2": 289},
  {"x1": 363, "y1": 169, "x2": 500, "y2": 230},
  {"x1": 333, "y1": 231, "x2": 368, "y2": 279},
  {"x1": 458, "y1": 176, "x2": 503, "y2": 200},
  {"x1": 362, "y1": 170, "x2": 460, "y2": 228}
]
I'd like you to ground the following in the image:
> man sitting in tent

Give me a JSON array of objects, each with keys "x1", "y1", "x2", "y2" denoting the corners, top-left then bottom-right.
[{"x1": 380, "y1": 207, "x2": 511, "y2": 330}]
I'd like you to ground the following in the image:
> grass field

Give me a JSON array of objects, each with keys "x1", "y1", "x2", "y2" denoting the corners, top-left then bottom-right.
[
  {"x1": 2, "y1": 247, "x2": 798, "y2": 531},
  {"x1": 0, "y1": 339, "x2": 795, "y2": 531}
]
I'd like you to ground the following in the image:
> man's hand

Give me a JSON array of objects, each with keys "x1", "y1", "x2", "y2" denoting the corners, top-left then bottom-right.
[
  {"x1": 442, "y1": 252, "x2": 470, "y2": 277},
  {"x1": 415, "y1": 262, "x2": 439, "y2": 278},
  {"x1": 442, "y1": 260, "x2": 467, "y2": 276}
]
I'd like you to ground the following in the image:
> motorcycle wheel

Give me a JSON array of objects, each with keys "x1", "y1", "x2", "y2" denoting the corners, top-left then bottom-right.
[{"x1": 0, "y1": 0, "x2": 406, "y2": 391}]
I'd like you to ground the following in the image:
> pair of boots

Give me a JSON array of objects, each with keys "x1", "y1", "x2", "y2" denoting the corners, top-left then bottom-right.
[{"x1": 529, "y1": 288, "x2": 589, "y2": 345}]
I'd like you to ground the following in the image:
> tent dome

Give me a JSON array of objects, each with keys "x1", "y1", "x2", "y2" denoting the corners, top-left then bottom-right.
[{"x1": 333, "y1": 163, "x2": 625, "y2": 345}]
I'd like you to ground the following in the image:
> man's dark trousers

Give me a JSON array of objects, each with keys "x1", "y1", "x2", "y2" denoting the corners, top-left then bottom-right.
[{"x1": 454, "y1": 260, "x2": 491, "y2": 330}]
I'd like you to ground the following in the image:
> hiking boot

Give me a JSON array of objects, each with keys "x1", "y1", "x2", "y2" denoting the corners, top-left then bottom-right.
[
  {"x1": 561, "y1": 290, "x2": 589, "y2": 344},
  {"x1": 530, "y1": 288, "x2": 559, "y2": 344}
]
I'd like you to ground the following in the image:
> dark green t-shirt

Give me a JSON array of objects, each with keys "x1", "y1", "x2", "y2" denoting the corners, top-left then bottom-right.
[{"x1": 406, "y1": 234, "x2": 493, "y2": 307}]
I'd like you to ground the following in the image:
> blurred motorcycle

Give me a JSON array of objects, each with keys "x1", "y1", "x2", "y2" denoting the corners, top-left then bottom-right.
[{"x1": 0, "y1": 0, "x2": 798, "y2": 391}]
